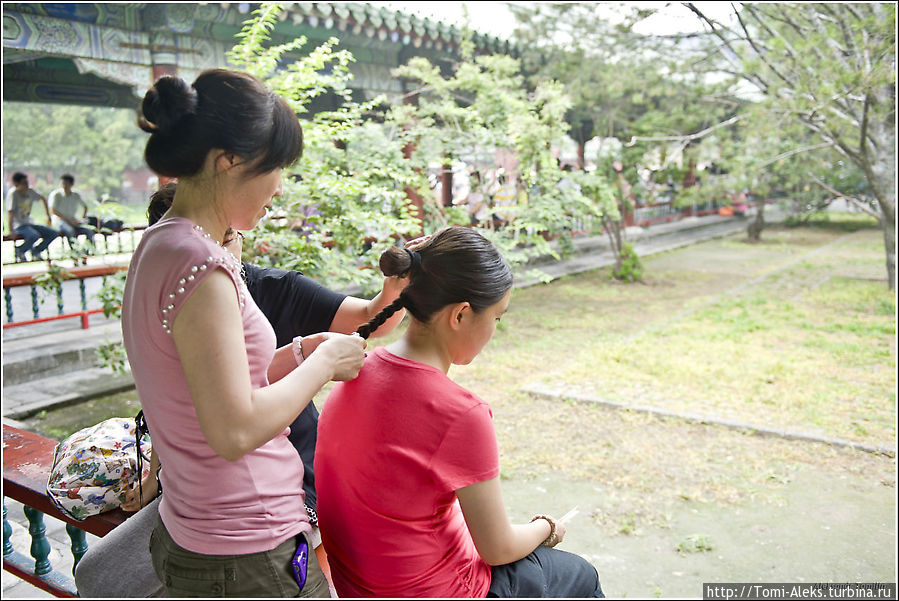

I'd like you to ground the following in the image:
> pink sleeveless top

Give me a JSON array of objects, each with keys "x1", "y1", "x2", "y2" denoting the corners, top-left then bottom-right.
[{"x1": 122, "y1": 218, "x2": 307, "y2": 555}]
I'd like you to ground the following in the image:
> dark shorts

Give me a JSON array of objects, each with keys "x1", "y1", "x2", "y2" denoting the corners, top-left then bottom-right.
[
  {"x1": 488, "y1": 545, "x2": 604, "y2": 598},
  {"x1": 149, "y1": 517, "x2": 330, "y2": 597}
]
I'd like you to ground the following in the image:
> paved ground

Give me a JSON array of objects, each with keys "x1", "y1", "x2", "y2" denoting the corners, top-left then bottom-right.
[{"x1": 4, "y1": 210, "x2": 816, "y2": 598}]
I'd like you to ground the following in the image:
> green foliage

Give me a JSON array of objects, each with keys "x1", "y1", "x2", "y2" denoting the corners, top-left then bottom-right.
[
  {"x1": 97, "y1": 270, "x2": 127, "y2": 320},
  {"x1": 2, "y1": 103, "x2": 145, "y2": 199},
  {"x1": 511, "y1": 3, "x2": 736, "y2": 158},
  {"x1": 391, "y1": 49, "x2": 578, "y2": 270},
  {"x1": 571, "y1": 170, "x2": 617, "y2": 220},
  {"x1": 226, "y1": 3, "x2": 422, "y2": 292},
  {"x1": 95, "y1": 269, "x2": 128, "y2": 373},
  {"x1": 612, "y1": 242, "x2": 643, "y2": 283},
  {"x1": 32, "y1": 263, "x2": 74, "y2": 302},
  {"x1": 677, "y1": 534, "x2": 714, "y2": 553},
  {"x1": 685, "y1": 3, "x2": 895, "y2": 286},
  {"x1": 783, "y1": 212, "x2": 880, "y2": 232},
  {"x1": 96, "y1": 341, "x2": 129, "y2": 376}
]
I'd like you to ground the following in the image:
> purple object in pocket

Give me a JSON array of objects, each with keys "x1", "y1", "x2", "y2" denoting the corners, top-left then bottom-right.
[{"x1": 291, "y1": 537, "x2": 308, "y2": 591}]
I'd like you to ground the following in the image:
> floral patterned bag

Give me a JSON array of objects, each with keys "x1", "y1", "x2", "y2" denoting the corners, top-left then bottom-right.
[{"x1": 46, "y1": 417, "x2": 152, "y2": 521}]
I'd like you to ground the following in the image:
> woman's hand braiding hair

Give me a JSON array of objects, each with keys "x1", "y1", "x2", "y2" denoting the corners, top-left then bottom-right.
[{"x1": 355, "y1": 236, "x2": 430, "y2": 339}]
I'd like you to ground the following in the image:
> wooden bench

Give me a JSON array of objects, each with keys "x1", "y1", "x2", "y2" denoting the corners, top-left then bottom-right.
[
  {"x1": 3, "y1": 423, "x2": 130, "y2": 597},
  {"x1": 2, "y1": 233, "x2": 26, "y2": 263}
]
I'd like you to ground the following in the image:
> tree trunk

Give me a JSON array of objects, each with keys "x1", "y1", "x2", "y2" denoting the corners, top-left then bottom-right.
[
  {"x1": 602, "y1": 215, "x2": 624, "y2": 272},
  {"x1": 747, "y1": 200, "x2": 766, "y2": 242},
  {"x1": 881, "y1": 214, "x2": 896, "y2": 291},
  {"x1": 441, "y1": 163, "x2": 453, "y2": 208},
  {"x1": 869, "y1": 125, "x2": 896, "y2": 290}
]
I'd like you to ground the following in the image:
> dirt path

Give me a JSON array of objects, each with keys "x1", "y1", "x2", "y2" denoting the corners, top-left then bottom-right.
[
  {"x1": 465, "y1": 224, "x2": 896, "y2": 596},
  {"x1": 500, "y1": 463, "x2": 895, "y2": 598}
]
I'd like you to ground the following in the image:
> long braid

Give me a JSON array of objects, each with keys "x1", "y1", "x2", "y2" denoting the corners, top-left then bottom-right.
[
  {"x1": 357, "y1": 226, "x2": 511, "y2": 338},
  {"x1": 356, "y1": 295, "x2": 407, "y2": 340}
]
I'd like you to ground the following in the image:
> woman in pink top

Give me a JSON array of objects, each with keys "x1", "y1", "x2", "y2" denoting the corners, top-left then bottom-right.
[
  {"x1": 315, "y1": 226, "x2": 604, "y2": 597},
  {"x1": 122, "y1": 69, "x2": 366, "y2": 597}
]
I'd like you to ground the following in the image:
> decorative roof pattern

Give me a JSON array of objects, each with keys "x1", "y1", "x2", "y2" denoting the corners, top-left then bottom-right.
[
  {"x1": 2, "y1": 2, "x2": 520, "y2": 107},
  {"x1": 277, "y1": 2, "x2": 518, "y2": 56}
]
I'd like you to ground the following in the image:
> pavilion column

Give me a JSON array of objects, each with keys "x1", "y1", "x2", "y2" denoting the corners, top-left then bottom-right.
[
  {"x1": 141, "y1": 3, "x2": 194, "y2": 85},
  {"x1": 150, "y1": 31, "x2": 178, "y2": 83},
  {"x1": 401, "y1": 81, "x2": 425, "y2": 235},
  {"x1": 151, "y1": 63, "x2": 177, "y2": 81},
  {"x1": 440, "y1": 162, "x2": 453, "y2": 207},
  {"x1": 148, "y1": 31, "x2": 178, "y2": 189}
]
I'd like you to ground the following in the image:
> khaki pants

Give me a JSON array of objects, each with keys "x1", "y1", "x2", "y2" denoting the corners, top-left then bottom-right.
[{"x1": 149, "y1": 517, "x2": 329, "y2": 597}]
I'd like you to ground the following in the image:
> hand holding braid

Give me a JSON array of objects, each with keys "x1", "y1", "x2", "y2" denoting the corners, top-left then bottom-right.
[
  {"x1": 356, "y1": 295, "x2": 406, "y2": 339},
  {"x1": 355, "y1": 243, "x2": 423, "y2": 339},
  {"x1": 355, "y1": 227, "x2": 512, "y2": 340}
]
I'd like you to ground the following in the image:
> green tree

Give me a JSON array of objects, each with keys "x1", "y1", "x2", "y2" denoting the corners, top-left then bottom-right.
[
  {"x1": 391, "y1": 42, "x2": 596, "y2": 275},
  {"x1": 2, "y1": 103, "x2": 145, "y2": 199},
  {"x1": 685, "y1": 3, "x2": 896, "y2": 288},
  {"x1": 226, "y1": 3, "x2": 423, "y2": 292},
  {"x1": 509, "y1": 2, "x2": 740, "y2": 277},
  {"x1": 510, "y1": 3, "x2": 739, "y2": 159}
]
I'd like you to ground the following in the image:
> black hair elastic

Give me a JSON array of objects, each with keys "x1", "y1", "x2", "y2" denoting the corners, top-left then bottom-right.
[{"x1": 404, "y1": 248, "x2": 422, "y2": 273}]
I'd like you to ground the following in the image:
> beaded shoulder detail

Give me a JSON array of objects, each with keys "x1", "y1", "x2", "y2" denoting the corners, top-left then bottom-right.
[{"x1": 159, "y1": 224, "x2": 246, "y2": 335}]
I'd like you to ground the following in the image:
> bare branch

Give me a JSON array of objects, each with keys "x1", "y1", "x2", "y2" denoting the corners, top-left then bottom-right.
[
  {"x1": 822, "y1": 102, "x2": 863, "y2": 130},
  {"x1": 683, "y1": 3, "x2": 771, "y2": 91},
  {"x1": 806, "y1": 172, "x2": 880, "y2": 220},
  {"x1": 859, "y1": 92, "x2": 871, "y2": 160},
  {"x1": 753, "y1": 142, "x2": 832, "y2": 169},
  {"x1": 820, "y1": 4, "x2": 860, "y2": 72},
  {"x1": 794, "y1": 114, "x2": 864, "y2": 165},
  {"x1": 626, "y1": 114, "x2": 745, "y2": 146},
  {"x1": 738, "y1": 5, "x2": 800, "y2": 89},
  {"x1": 794, "y1": 6, "x2": 856, "y2": 75},
  {"x1": 843, "y1": 3, "x2": 868, "y2": 24}
]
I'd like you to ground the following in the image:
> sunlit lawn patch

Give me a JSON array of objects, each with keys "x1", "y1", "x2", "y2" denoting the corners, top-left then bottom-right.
[
  {"x1": 444, "y1": 223, "x2": 894, "y2": 517},
  {"x1": 523, "y1": 229, "x2": 895, "y2": 445}
]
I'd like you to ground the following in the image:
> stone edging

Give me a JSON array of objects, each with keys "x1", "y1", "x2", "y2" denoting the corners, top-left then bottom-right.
[{"x1": 523, "y1": 384, "x2": 897, "y2": 457}]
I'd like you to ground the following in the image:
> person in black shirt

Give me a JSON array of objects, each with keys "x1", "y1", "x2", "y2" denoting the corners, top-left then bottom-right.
[{"x1": 236, "y1": 242, "x2": 407, "y2": 521}]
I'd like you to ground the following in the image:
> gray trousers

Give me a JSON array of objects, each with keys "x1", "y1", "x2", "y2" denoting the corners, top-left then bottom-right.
[
  {"x1": 74, "y1": 498, "x2": 328, "y2": 598},
  {"x1": 74, "y1": 497, "x2": 165, "y2": 597}
]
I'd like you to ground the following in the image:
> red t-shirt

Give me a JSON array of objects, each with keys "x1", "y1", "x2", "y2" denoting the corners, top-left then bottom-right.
[{"x1": 315, "y1": 347, "x2": 499, "y2": 597}]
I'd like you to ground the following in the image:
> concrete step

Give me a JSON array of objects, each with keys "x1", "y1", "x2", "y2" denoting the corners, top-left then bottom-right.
[
  {"x1": 2, "y1": 364, "x2": 134, "y2": 419},
  {"x1": 2, "y1": 319, "x2": 122, "y2": 386}
]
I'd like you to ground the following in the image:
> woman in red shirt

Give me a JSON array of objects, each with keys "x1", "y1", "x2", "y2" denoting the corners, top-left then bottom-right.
[{"x1": 315, "y1": 226, "x2": 604, "y2": 597}]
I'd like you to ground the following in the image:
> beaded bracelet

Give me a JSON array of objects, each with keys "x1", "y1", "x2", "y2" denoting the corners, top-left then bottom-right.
[
  {"x1": 292, "y1": 335, "x2": 305, "y2": 366},
  {"x1": 530, "y1": 514, "x2": 559, "y2": 547}
]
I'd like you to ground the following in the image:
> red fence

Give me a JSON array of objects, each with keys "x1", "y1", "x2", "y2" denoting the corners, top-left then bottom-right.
[{"x1": 3, "y1": 265, "x2": 126, "y2": 330}]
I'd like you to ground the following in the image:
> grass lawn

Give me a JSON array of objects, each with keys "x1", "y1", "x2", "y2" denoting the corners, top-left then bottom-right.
[
  {"x1": 437, "y1": 218, "x2": 896, "y2": 531},
  {"x1": 528, "y1": 228, "x2": 895, "y2": 446}
]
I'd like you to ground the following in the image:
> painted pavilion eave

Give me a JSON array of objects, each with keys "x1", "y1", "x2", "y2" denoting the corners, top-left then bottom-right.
[{"x1": 2, "y1": 2, "x2": 518, "y2": 108}]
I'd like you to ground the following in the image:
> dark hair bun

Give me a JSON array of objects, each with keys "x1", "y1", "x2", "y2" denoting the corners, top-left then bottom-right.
[
  {"x1": 378, "y1": 246, "x2": 414, "y2": 277},
  {"x1": 139, "y1": 76, "x2": 198, "y2": 135}
]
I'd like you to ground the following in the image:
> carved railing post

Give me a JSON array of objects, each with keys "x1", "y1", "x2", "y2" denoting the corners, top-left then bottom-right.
[
  {"x1": 3, "y1": 502, "x2": 13, "y2": 556},
  {"x1": 23, "y1": 506, "x2": 52, "y2": 575},
  {"x1": 66, "y1": 524, "x2": 88, "y2": 573}
]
